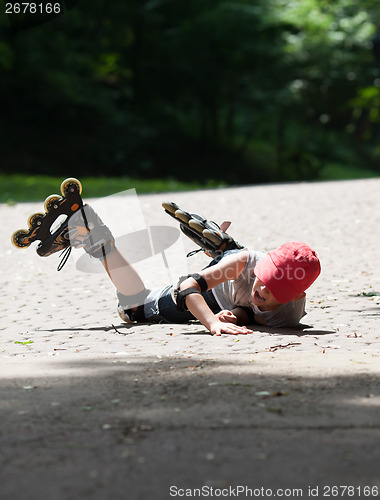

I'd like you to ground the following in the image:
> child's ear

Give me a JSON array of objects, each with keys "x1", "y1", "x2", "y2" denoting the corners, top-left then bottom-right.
[{"x1": 293, "y1": 292, "x2": 306, "y2": 301}]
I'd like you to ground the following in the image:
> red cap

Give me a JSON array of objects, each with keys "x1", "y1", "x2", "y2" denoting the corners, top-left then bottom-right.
[{"x1": 254, "y1": 242, "x2": 321, "y2": 303}]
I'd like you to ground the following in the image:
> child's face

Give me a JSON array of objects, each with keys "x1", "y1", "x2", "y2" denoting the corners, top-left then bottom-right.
[{"x1": 252, "y1": 278, "x2": 281, "y2": 311}]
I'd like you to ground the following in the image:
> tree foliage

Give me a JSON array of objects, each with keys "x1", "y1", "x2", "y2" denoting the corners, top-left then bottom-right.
[{"x1": 0, "y1": 0, "x2": 379, "y2": 182}]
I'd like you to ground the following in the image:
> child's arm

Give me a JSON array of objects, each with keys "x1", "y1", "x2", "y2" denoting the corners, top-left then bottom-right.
[
  {"x1": 184, "y1": 293, "x2": 252, "y2": 336},
  {"x1": 179, "y1": 251, "x2": 253, "y2": 336},
  {"x1": 216, "y1": 307, "x2": 251, "y2": 326}
]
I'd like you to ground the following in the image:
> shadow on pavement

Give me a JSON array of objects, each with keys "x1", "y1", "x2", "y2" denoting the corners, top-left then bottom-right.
[
  {"x1": 37, "y1": 323, "x2": 337, "y2": 337},
  {"x1": 0, "y1": 356, "x2": 379, "y2": 500}
]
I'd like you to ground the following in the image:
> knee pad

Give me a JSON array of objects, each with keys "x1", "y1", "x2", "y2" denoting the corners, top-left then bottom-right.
[{"x1": 117, "y1": 288, "x2": 150, "y2": 309}]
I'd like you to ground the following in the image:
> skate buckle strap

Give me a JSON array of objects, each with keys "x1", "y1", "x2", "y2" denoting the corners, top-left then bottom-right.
[
  {"x1": 186, "y1": 248, "x2": 203, "y2": 258},
  {"x1": 56, "y1": 204, "x2": 90, "y2": 271},
  {"x1": 57, "y1": 246, "x2": 72, "y2": 271},
  {"x1": 56, "y1": 240, "x2": 109, "y2": 272}
]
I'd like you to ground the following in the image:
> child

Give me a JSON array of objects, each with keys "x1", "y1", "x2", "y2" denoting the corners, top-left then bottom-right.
[{"x1": 62, "y1": 202, "x2": 321, "y2": 336}]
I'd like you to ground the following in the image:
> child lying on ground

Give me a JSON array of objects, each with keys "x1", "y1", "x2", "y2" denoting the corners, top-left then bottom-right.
[{"x1": 63, "y1": 202, "x2": 321, "y2": 336}]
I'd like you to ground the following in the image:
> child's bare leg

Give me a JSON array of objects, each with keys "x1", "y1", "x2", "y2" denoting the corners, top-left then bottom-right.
[
  {"x1": 100, "y1": 248, "x2": 145, "y2": 296},
  {"x1": 69, "y1": 205, "x2": 147, "y2": 309}
]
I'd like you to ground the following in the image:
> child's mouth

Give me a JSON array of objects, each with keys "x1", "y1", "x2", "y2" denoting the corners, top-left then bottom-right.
[{"x1": 254, "y1": 291, "x2": 265, "y2": 303}]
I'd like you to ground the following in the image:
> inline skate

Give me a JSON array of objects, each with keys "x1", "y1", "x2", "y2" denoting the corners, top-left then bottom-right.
[{"x1": 162, "y1": 201, "x2": 244, "y2": 258}]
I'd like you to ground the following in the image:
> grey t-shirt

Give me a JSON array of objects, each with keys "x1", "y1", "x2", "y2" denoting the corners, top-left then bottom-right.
[{"x1": 211, "y1": 250, "x2": 306, "y2": 328}]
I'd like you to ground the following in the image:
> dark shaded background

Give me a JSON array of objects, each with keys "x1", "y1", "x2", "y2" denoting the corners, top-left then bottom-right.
[{"x1": 1, "y1": 0, "x2": 380, "y2": 184}]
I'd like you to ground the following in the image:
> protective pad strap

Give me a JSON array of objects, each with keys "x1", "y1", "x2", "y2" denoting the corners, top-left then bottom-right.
[
  {"x1": 176, "y1": 287, "x2": 201, "y2": 311},
  {"x1": 117, "y1": 288, "x2": 150, "y2": 309},
  {"x1": 188, "y1": 273, "x2": 208, "y2": 293}
]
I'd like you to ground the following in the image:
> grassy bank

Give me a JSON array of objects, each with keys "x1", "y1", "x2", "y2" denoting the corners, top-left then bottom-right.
[
  {"x1": 0, "y1": 175, "x2": 226, "y2": 204},
  {"x1": 1, "y1": 166, "x2": 378, "y2": 204},
  {"x1": 317, "y1": 163, "x2": 379, "y2": 181}
]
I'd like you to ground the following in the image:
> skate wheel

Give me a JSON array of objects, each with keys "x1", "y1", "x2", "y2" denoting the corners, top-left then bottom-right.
[
  {"x1": 60, "y1": 178, "x2": 82, "y2": 197},
  {"x1": 188, "y1": 218, "x2": 206, "y2": 234},
  {"x1": 161, "y1": 201, "x2": 179, "y2": 215},
  {"x1": 27, "y1": 212, "x2": 45, "y2": 229},
  {"x1": 203, "y1": 229, "x2": 222, "y2": 246},
  {"x1": 44, "y1": 194, "x2": 61, "y2": 212},
  {"x1": 175, "y1": 209, "x2": 192, "y2": 224},
  {"x1": 11, "y1": 229, "x2": 30, "y2": 248}
]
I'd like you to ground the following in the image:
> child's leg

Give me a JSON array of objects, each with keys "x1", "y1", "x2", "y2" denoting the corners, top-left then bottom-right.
[
  {"x1": 100, "y1": 248, "x2": 150, "y2": 322},
  {"x1": 100, "y1": 248, "x2": 145, "y2": 297},
  {"x1": 68, "y1": 205, "x2": 149, "y2": 315}
]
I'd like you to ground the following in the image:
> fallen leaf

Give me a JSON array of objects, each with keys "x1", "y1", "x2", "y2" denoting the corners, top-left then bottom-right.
[
  {"x1": 267, "y1": 407, "x2": 283, "y2": 415},
  {"x1": 271, "y1": 390, "x2": 290, "y2": 397}
]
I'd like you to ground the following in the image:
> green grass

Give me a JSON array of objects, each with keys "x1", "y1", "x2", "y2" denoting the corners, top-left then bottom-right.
[
  {"x1": 0, "y1": 174, "x2": 227, "y2": 204},
  {"x1": 318, "y1": 163, "x2": 379, "y2": 180},
  {"x1": 1, "y1": 166, "x2": 379, "y2": 204}
]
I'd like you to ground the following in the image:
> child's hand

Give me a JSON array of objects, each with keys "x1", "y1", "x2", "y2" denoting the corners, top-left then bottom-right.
[
  {"x1": 209, "y1": 319, "x2": 252, "y2": 336},
  {"x1": 215, "y1": 310, "x2": 238, "y2": 324}
]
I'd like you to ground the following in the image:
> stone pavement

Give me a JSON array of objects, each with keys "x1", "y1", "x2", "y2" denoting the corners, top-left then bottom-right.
[{"x1": 1, "y1": 179, "x2": 379, "y2": 499}]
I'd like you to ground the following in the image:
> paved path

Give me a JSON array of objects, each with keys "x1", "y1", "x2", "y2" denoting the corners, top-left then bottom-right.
[{"x1": 1, "y1": 179, "x2": 379, "y2": 499}]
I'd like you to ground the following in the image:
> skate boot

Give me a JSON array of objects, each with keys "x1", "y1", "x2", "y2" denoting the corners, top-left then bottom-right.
[
  {"x1": 66, "y1": 205, "x2": 115, "y2": 260},
  {"x1": 11, "y1": 178, "x2": 115, "y2": 269},
  {"x1": 162, "y1": 201, "x2": 244, "y2": 258}
]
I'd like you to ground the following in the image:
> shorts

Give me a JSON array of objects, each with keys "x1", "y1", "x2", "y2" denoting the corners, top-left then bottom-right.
[{"x1": 141, "y1": 285, "x2": 221, "y2": 323}]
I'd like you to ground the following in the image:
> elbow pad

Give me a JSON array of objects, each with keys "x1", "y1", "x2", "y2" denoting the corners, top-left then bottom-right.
[
  {"x1": 174, "y1": 273, "x2": 208, "y2": 311},
  {"x1": 176, "y1": 287, "x2": 201, "y2": 311},
  {"x1": 188, "y1": 273, "x2": 208, "y2": 292}
]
